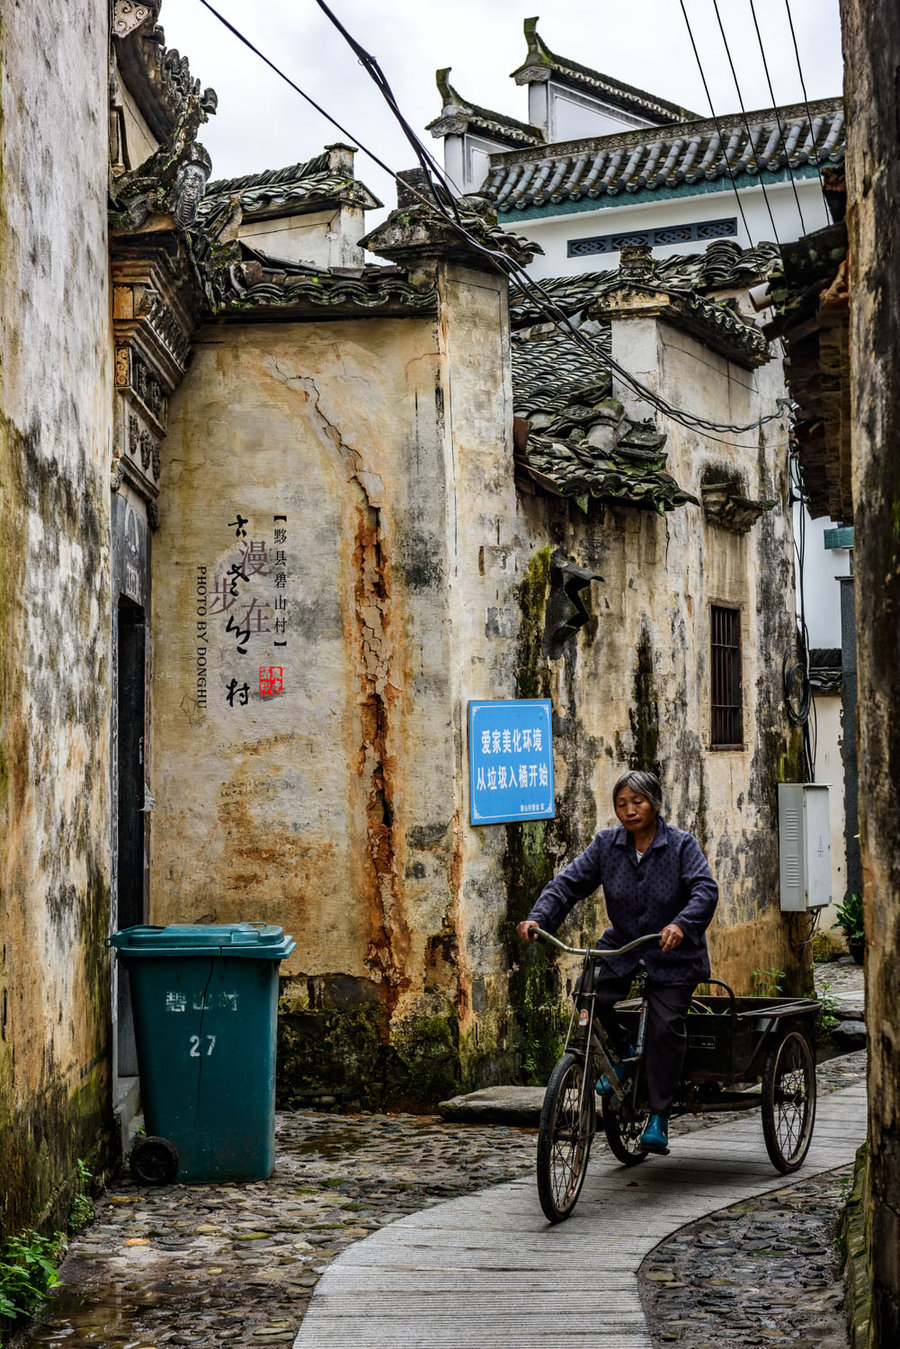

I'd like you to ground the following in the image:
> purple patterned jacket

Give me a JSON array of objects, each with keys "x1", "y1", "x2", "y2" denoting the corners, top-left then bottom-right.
[{"x1": 526, "y1": 816, "x2": 718, "y2": 984}]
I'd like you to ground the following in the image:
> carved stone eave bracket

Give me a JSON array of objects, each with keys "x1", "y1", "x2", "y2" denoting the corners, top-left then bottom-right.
[
  {"x1": 111, "y1": 231, "x2": 197, "y2": 512},
  {"x1": 700, "y1": 481, "x2": 777, "y2": 533}
]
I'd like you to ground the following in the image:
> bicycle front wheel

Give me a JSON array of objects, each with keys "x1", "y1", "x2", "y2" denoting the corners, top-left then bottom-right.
[{"x1": 536, "y1": 1051, "x2": 596, "y2": 1223}]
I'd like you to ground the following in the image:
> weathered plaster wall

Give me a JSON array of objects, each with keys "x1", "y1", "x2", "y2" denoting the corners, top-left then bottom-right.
[
  {"x1": 151, "y1": 309, "x2": 461, "y2": 1104},
  {"x1": 0, "y1": 2, "x2": 115, "y2": 1236},
  {"x1": 841, "y1": 0, "x2": 900, "y2": 1336},
  {"x1": 153, "y1": 253, "x2": 801, "y2": 1107},
  {"x1": 238, "y1": 207, "x2": 366, "y2": 270}
]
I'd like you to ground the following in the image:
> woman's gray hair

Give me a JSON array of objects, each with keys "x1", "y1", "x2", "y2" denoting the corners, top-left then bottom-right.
[{"x1": 612, "y1": 770, "x2": 663, "y2": 814}]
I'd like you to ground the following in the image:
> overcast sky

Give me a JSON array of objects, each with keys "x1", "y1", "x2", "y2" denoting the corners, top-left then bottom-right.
[{"x1": 159, "y1": 0, "x2": 843, "y2": 214}]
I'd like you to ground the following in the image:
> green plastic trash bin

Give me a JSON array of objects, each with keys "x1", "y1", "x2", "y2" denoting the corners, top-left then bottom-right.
[{"x1": 108, "y1": 922, "x2": 295, "y2": 1183}]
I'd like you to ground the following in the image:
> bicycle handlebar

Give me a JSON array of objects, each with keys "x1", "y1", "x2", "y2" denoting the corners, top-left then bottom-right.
[{"x1": 531, "y1": 928, "x2": 663, "y2": 959}]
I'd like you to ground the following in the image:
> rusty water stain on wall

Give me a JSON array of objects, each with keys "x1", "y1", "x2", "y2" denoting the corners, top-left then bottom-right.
[{"x1": 353, "y1": 492, "x2": 411, "y2": 1013}]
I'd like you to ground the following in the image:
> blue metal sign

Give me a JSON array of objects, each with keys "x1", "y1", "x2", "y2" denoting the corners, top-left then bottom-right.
[{"x1": 468, "y1": 699, "x2": 555, "y2": 826}]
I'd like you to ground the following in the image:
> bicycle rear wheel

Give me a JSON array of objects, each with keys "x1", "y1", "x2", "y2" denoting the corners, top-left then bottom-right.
[
  {"x1": 537, "y1": 1051, "x2": 595, "y2": 1223},
  {"x1": 761, "y1": 1029, "x2": 816, "y2": 1173}
]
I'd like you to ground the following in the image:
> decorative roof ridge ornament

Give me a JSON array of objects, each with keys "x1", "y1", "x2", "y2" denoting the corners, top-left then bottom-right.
[
  {"x1": 360, "y1": 169, "x2": 542, "y2": 270},
  {"x1": 113, "y1": 0, "x2": 160, "y2": 40},
  {"x1": 115, "y1": 18, "x2": 217, "y2": 145},
  {"x1": 510, "y1": 16, "x2": 699, "y2": 125},
  {"x1": 426, "y1": 68, "x2": 544, "y2": 147}
]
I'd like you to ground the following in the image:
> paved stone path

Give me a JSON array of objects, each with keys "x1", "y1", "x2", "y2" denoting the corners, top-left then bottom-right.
[
  {"x1": 21, "y1": 961, "x2": 864, "y2": 1348},
  {"x1": 292, "y1": 1076, "x2": 866, "y2": 1348}
]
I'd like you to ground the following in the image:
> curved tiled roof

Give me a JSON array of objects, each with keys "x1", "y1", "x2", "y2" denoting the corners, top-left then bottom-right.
[
  {"x1": 511, "y1": 298, "x2": 694, "y2": 512},
  {"x1": 201, "y1": 152, "x2": 381, "y2": 220},
  {"x1": 510, "y1": 240, "x2": 778, "y2": 367},
  {"x1": 426, "y1": 69, "x2": 544, "y2": 149},
  {"x1": 485, "y1": 98, "x2": 844, "y2": 212},
  {"x1": 510, "y1": 241, "x2": 778, "y2": 510},
  {"x1": 511, "y1": 17, "x2": 698, "y2": 127}
]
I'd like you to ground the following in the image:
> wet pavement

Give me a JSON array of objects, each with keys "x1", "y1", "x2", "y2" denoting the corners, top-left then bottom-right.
[
  {"x1": 17, "y1": 961, "x2": 864, "y2": 1349},
  {"x1": 18, "y1": 1114, "x2": 539, "y2": 1349}
]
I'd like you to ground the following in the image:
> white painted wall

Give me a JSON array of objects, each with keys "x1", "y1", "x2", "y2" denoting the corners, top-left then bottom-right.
[
  {"x1": 794, "y1": 506, "x2": 852, "y2": 649},
  {"x1": 507, "y1": 176, "x2": 829, "y2": 277},
  {"x1": 812, "y1": 694, "x2": 846, "y2": 930}
]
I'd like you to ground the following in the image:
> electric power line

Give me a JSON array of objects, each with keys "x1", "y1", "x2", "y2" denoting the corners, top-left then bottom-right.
[
  {"x1": 709, "y1": 0, "x2": 781, "y2": 245},
  {"x1": 783, "y1": 0, "x2": 828, "y2": 202},
  {"x1": 676, "y1": 0, "x2": 754, "y2": 246},
  {"x1": 747, "y1": 0, "x2": 807, "y2": 234},
  {"x1": 195, "y1": 0, "x2": 788, "y2": 441}
]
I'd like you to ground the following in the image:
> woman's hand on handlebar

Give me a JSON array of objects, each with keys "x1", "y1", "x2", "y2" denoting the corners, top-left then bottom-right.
[
  {"x1": 660, "y1": 923, "x2": 684, "y2": 952},
  {"x1": 516, "y1": 919, "x2": 541, "y2": 942}
]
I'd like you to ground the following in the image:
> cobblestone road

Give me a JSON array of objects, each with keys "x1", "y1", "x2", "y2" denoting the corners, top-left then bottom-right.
[{"x1": 18, "y1": 960, "x2": 864, "y2": 1349}]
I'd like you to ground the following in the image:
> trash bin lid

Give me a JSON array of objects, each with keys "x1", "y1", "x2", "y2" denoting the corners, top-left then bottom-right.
[{"x1": 108, "y1": 922, "x2": 296, "y2": 960}]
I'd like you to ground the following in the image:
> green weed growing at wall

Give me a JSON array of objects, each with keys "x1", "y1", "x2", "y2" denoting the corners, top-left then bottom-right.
[{"x1": 0, "y1": 1230, "x2": 65, "y2": 1346}]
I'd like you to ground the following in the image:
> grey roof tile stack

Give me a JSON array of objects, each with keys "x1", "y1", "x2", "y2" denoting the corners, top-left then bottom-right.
[
  {"x1": 485, "y1": 98, "x2": 844, "y2": 212},
  {"x1": 200, "y1": 151, "x2": 382, "y2": 221},
  {"x1": 510, "y1": 241, "x2": 780, "y2": 513}
]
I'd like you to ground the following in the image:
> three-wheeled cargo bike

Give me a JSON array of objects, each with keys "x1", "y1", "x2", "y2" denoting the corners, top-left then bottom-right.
[{"x1": 534, "y1": 930, "x2": 821, "y2": 1223}]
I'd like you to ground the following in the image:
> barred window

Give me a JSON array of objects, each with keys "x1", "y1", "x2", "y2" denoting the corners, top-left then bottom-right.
[
  {"x1": 567, "y1": 217, "x2": 737, "y2": 258},
  {"x1": 710, "y1": 605, "x2": 743, "y2": 747}
]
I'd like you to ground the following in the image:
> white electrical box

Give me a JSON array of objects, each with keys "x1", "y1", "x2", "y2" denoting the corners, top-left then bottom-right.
[{"x1": 778, "y1": 783, "x2": 831, "y2": 911}]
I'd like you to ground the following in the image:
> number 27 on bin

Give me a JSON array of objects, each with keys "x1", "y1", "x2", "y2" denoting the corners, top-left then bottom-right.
[{"x1": 189, "y1": 1035, "x2": 216, "y2": 1057}]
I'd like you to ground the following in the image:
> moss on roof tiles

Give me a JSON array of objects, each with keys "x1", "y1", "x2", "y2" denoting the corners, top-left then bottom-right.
[{"x1": 510, "y1": 240, "x2": 777, "y2": 511}]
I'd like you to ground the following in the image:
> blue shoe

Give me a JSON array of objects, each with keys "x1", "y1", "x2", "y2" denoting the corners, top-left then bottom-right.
[
  {"x1": 639, "y1": 1113, "x2": 670, "y2": 1154},
  {"x1": 596, "y1": 1047, "x2": 634, "y2": 1097}
]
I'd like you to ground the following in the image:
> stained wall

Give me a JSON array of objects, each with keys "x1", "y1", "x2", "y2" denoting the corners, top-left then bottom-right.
[
  {"x1": 152, "y1": 251, "x2": 803, "y2": 1106},
  {"x1": 0, "y1": 1, "x2": 115, "y2": 1236}
]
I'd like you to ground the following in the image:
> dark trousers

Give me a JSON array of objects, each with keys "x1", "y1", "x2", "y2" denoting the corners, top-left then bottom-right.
[{"x1": 587, "y1": 966, "x2": 694, "y2": 1115}]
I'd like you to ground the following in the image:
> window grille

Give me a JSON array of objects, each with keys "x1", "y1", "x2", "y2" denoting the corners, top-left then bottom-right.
[
  {"x1": 567, "y1": 217, "x2": 737, "y2": 258},
  {"x1": 710, "y1": 605, "x2": 743, "y2": 747}
]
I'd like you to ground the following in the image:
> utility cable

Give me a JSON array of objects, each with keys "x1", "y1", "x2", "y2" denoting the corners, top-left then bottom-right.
[
  {"x1": 783, "y1": 0, "x2": 827, "y2": 203},
  {"x1": 747, "y1": 0, "x2": 807, "y2": 234},
  {"x1": 311, "y1": 0, "x2": 787, "y2": 437},
  {"x1": 195, "y1": 0, "x2": 788, "y2": 439},
  {"x1": 676, "y1": 0, "x2": 754, "y2": 245},
  {"x1": 710, "y1": 0, "x2": 781, "y2": 245}
]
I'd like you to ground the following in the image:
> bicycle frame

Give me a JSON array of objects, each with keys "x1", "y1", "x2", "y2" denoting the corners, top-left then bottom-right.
[{"x1": 534, "y1": 929, "x2": 661, "y2": 1126}]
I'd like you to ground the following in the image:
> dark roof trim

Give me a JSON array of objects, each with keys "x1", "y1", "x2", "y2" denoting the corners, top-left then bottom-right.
[
  {"x1": 510, "y1": 17, "x2": 699, "y2": 126},
  {"x1": 426, "y1": 69, "x2": 544, "y2": 148}
]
